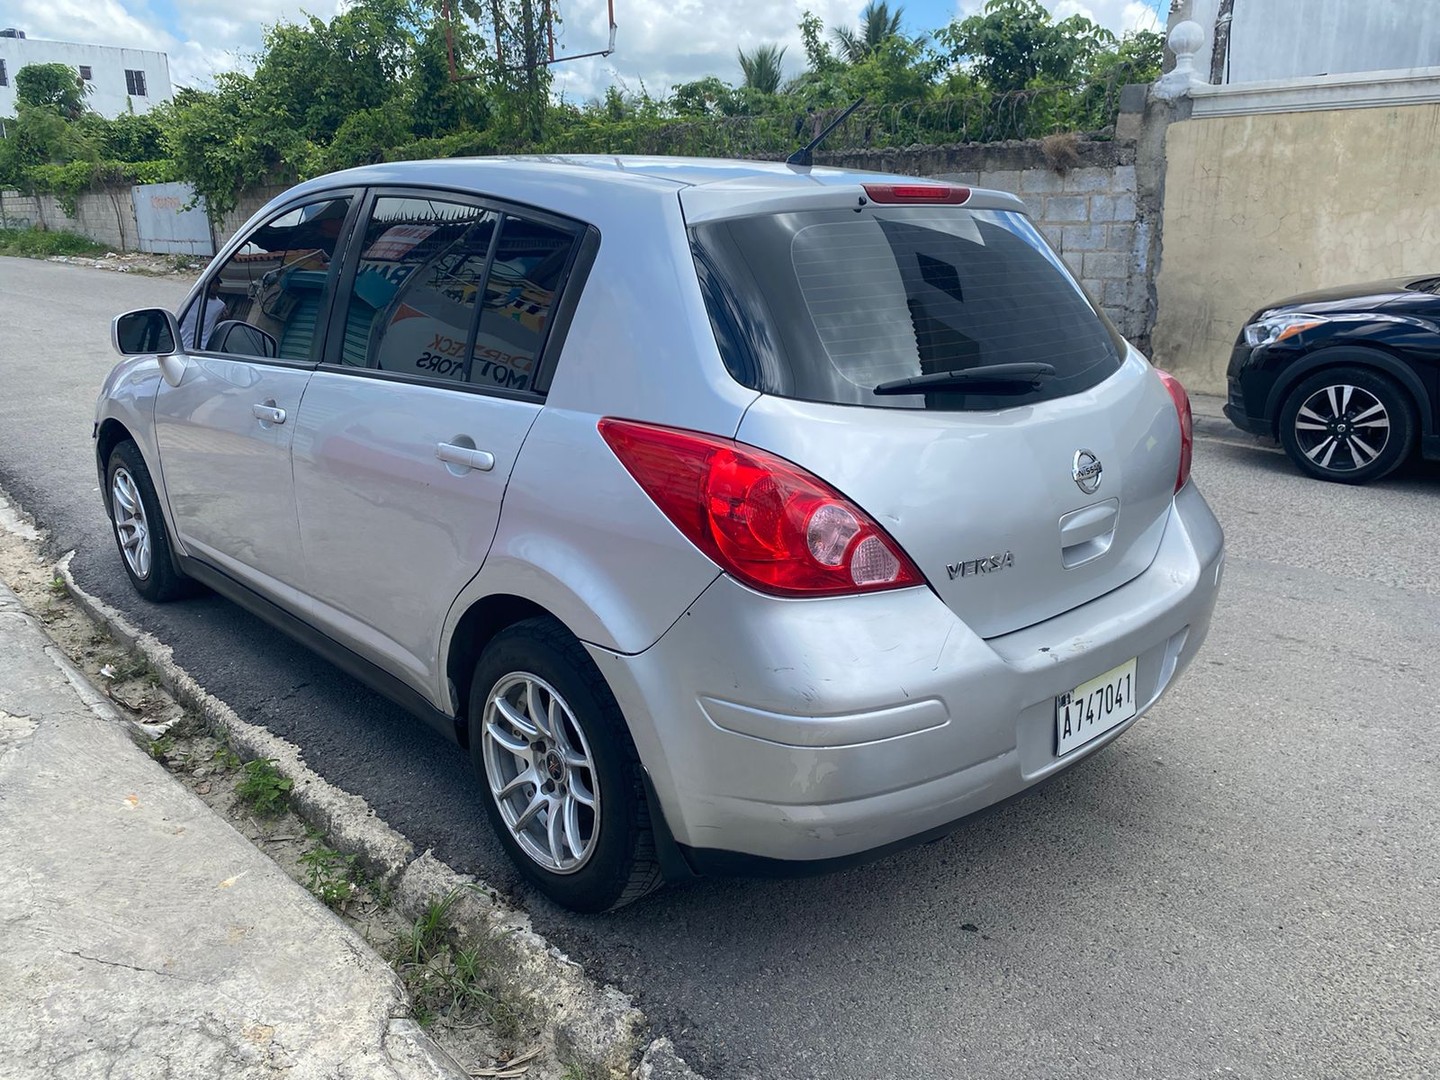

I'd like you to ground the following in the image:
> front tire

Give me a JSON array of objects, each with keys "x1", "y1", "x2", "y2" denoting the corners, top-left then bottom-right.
[
  {"x1": 105, "y1": 440, "x2": 193, "y2": 602},
  {"x1": 1278, "y1": 366, "x2": 1414, "y2": 484},
  {"x1": 468, "y1": 617, "x2": 662, "y2": 913}
]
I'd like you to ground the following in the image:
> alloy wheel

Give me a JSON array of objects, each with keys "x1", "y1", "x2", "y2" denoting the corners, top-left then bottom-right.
[
  {"x1": 111, "y1": 466, "x2": 152, "y2": 580},
  {"x1": 1292, "y1": 383, "x2": 1390, "y2": 474},
  {"x1": 481, "y1": 672, "x2": 601, "y2": 874}
]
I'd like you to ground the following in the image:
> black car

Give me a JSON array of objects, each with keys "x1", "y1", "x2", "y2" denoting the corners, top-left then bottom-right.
[{"x1": 1225, "y1": 276, "x2": 1440, "y2": 483}]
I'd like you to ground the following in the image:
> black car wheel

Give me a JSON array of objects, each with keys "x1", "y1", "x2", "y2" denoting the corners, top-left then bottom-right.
[
  {"x1": 1278, "y1": 366, "x2": 1414, "y2": 484},
  {"x1": 106, "y1": 440, "x2": 195, "y2": 602},
  {"x1": 468, "y1": 617, "x2": 662, "y2": 913}
]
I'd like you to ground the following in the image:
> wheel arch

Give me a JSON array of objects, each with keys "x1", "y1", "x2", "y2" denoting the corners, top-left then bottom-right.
[
  {"x1": 1264, "y1": 345, "x2": 1432, "y2": 439},
  {"x1": 95, "y1": 418, "x2": 137, "y2": 511},
  {"x1": 444, "y1": 593, "x2": 561, "y2": 745}
]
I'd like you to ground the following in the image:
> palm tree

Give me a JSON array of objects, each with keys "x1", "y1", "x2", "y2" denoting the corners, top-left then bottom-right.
[
  {"x1": 738, "y1": 43, "x2": 787, "y2": 94},
  {"x1": 831, "y1": 1, "x2": 905, "y2": 63}
]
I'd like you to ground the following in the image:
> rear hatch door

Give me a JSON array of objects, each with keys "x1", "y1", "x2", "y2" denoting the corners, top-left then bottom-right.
[{"x1": 687, "y1": 185, "x2": 1183, "y2": 638}]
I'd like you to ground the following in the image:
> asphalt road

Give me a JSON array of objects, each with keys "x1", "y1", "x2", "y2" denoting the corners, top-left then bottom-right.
[{"x1": 2, "y1": 255, "x2": 1437, "y2": 1079}]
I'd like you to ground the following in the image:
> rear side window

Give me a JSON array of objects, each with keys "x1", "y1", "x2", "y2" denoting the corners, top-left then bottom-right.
[
  {"x1": 691, "y1": 207, "x2": 1126, "y2": 410},
  {"x1": 338, "y1": 194, "x2": 578, "y2": 393}
]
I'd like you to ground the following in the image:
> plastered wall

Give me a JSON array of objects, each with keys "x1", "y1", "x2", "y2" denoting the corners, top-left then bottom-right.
[{"x1": 1151, "y1": 102, "x2": 1440, "y2": 392}]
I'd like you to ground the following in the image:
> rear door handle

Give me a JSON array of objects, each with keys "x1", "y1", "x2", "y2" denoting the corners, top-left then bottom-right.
[
  {"x1": 251, "y1": 403, "x2": 286, "y2": 424},
  {"x1": 436, "y1": 442, "x2": 495, "y2": 472}
]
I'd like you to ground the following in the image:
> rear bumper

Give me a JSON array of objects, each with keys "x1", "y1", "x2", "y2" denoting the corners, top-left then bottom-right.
[{"x1": 588, "y1": 483, "x2": 1224, "y2": 868}]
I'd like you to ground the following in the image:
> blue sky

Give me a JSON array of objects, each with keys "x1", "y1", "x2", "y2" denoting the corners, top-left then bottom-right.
[{"x1": 6, "y1": 0, "x2": 1168, "y2": 100}]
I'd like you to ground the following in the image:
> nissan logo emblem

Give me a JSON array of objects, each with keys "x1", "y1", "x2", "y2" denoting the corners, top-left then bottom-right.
[{"x1": 1072, "y1": 449, "x2": 1103, "y2": 494}]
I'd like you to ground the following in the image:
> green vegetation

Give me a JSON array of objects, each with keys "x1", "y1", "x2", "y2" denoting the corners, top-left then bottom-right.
[
  {"x1": 235, "y1": 757, "x2": 293, "y2": 816},
  {"x1": 298, "y1": 838, "x2": 359, "y2": 908},
  {"x1": 0, "y1": 226, "x2": 108, "y2": 258},
  {"x1": 392, "y1": 890, "x2": 534, "y2": 1037},
  {"x1": 0, "y1": 0, "x2": 1162, "y2": 218}
]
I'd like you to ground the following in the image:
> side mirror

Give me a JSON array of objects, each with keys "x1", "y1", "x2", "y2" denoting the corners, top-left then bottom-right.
[
  {"x1": 208, "y1": 320, "x2": 279, "y2": 358},
  {"x1": 112, "y1": 308, "x2": 182, "y2": 357}
]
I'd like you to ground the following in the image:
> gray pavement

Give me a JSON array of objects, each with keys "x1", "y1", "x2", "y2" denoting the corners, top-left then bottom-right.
[
  {"x1": 2, "y1": 256, "x2": 1438, "y2": 1079},
  {"x1": 0, "y1": 577, "x2": 463, "y2": 1080}
]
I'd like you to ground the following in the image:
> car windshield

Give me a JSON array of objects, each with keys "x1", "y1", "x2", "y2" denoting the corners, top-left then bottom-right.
[{"x1": 692, "y1": 205, "x2": 1126, "y2": 411}]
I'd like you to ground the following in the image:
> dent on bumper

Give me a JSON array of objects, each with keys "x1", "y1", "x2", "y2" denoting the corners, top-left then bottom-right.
[{"x1": 587, "y1": 483, "x2": 1224, "y2": 866}]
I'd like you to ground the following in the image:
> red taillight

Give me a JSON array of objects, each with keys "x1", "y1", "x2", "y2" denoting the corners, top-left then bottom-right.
[
  {"x1": 1157, "y1": 370, "x2": 1193, "y2": 493},
  {"x1": 862, "y1": 183, "x2": 971, "y2": 205},
  {"x1": 598, "y1": 419, "x2": 925, "y2": 597}
]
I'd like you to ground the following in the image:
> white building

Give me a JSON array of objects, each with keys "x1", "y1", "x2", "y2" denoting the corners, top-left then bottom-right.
[
  {"x1": 1177, "y1": 0, "x2": 1440, "y2": 84},
  {"x1": 0, "y1": 29, "x2": 172, "y2": 119}
]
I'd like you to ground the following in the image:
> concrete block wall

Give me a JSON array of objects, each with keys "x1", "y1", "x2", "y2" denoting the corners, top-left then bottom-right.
[
  {"x1": 825, "y1": 139, "x2": 1151, "y2": 342},
  {"x1": 936, "y1": 161, "x2": 1148, "y2": 340},
  {"x1": 0, "y1": 187, "x2": 140, "y2": 252},
  {"x1": 212, "y1": 185, "x2": 290, "y2": 251}
]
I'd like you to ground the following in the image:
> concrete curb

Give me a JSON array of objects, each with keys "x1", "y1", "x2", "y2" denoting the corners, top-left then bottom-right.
[{"x1": 55, "y1": 553, "x2": 700, "y2": 1079}]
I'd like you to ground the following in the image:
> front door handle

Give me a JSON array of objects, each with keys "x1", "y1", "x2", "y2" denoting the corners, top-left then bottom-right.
[
  {"x1": 252, "y1": 403, "x2": 287, "y2": 425},
  {"x1": 436, "y1": 442, "x2": 495, "y2": 472}
]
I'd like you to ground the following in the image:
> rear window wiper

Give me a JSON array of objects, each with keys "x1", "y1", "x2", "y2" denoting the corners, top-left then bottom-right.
[{"x1": 873, "y1": 362, "x2": 1057, "y2": 396}]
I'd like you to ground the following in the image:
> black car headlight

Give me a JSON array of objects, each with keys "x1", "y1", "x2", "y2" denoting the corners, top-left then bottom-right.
[{"x1": 1242, "y1": 313, "x2": 1326, "y2": 347}]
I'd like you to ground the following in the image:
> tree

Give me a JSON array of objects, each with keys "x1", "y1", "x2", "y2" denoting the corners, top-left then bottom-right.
[
  {"x1": 937, "y1": 0, "x2": 1114, "y2": 92},
  {"x1": 15, "y1": 63, "x2": 88, "y2": 119},
  {"x1": 738, "y1": 44, "x2": 786, "y2": 95},
  {"x1": 832, "y1": 2, "x2": 905, "y2": 64}
]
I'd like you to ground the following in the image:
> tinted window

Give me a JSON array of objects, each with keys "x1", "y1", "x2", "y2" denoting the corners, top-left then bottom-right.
[
  {"x1": 471, "y1": 216, "x2": 575, "y2": 393},
  {"x1": 182, "y1": 195, "x2": 353, "y2": 361},
  {"x1": 342, "y1": 196, "x2": 500, "y2": 382},
  {"x1": 338, "y1": 196, "x2": 576, "y2": 393},
  {"x1": 691, "y1": 207, "x2": 1125, "y2": 411}
]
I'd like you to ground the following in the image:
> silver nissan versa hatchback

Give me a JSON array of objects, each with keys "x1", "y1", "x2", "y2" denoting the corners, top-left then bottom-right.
[{"x1": 97, "y1": 157, "x2": 1224, "y2": 912}]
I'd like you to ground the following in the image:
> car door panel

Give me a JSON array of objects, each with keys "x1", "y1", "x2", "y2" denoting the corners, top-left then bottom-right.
[
  {"x1": 289, "y1": 191, "x2": 583, "y2": 696},
  {"x1": 154, "y1": 359, "x2": 313, "y2": 602},
  {"x1": 291, "y1": 375, "x2": 541, "y2": 688},
  {"x1": 155, "y1": 192, "x2": 357, "y2": 601}
]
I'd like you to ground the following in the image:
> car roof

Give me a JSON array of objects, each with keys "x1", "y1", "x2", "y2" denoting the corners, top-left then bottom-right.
[{"x1": 285, "y1": 155, "x2": 1025, "y2": 215}]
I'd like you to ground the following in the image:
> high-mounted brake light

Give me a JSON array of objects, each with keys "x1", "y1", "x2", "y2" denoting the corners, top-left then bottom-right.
[
  {"x1": 863, "y1": 183, "x2": 971, "y2": 205},
  {"x1": 1157, "y1": 370, "x2": 1193, "y2": 493},
  {"x1": 597, "y1": 419, "x2": 925, "y2": 597}
]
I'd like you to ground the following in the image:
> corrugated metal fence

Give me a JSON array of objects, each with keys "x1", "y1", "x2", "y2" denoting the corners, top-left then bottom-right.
[{"x1": 132, "y1": 182, "x2": 213, "y2": 256}]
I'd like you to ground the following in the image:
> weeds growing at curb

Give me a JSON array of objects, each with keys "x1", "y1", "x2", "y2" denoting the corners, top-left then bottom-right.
[
  {"x1": 48, "y1": 574, "x2": 67, "y2": 596},
  {"x1": 392, "y1": 889, "x2": 536, "y2": 1040},
  {"x1": 299, "y1": 839, "x2": 358, "y2": 909},
  {"x1": 235, "y1": 757, "x2": 293, "y2": 816}
]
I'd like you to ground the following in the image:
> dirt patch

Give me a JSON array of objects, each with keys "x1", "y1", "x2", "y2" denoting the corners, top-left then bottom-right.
[
  {"x1": 45, "y1": 251, "x2": 207, "y2": 279},
  {"x1": 0, "y1": 491, "x2": 576, "y2": 1080}
]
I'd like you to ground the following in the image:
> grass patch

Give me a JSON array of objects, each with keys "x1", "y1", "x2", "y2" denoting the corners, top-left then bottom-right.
[
  {"x1": 0, "y1": 226, "x2": 108, "y2": 258},
  {"x1": 235, "y1": 757, "x2": 293, "y2": 816},
  {"x1": 392, "y1": 890, "x2": 535, "y2": 1039}
]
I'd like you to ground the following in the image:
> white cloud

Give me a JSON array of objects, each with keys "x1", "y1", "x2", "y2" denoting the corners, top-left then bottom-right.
[
  {"x1": 548, "y1": 0, "x2": 864, "y2": 102},
  {"x1": 959, "y1": 0, "x2": 1163, "y2": 35}
]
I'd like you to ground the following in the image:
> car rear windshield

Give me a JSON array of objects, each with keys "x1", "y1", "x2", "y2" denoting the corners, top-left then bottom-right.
[{"x1": 691, "y1": 205, "x2": 1126, "y2": 411}]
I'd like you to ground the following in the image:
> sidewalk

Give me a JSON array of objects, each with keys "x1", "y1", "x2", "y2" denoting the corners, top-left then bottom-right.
[{"x1": 0, "y1": 579, "x2": 465, "y2": 1080}]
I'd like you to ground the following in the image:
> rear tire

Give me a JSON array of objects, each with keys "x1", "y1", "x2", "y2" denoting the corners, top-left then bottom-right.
[
  {"x1": 468, "y1": 617, "x2": 662, "y2": 913},
  {"x1": 1278, "y1": 366, "x2": 1414, "y2": 484},
  {"x1": 105, "y1": 440, "x2": 194, "y2": 602}
]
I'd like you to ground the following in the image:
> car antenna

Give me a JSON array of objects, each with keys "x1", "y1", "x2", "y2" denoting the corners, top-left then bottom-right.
[{"x1": 786, "y1": 98, "x2": 865, "y2": 169}]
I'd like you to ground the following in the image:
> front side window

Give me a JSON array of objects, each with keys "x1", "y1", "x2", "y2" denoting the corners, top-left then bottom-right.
[
  {"x1": 692, "y1": 206, "x2": 1126, "y2": 411},
  {"x1": 338, "y1": 194, "x2": 577, "y2": 392},
  {"x1": 180, "y1": 195, "x2": 353, "y2": 361},
  {"x1": 124, "y1": 69, "x2": 147, "y2": 96},
  {"x1": 78, "y1": 65, "x2": 92, "y2": 81}
]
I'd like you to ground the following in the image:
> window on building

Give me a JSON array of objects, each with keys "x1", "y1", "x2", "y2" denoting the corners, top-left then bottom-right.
[
  {"x1": 78, "y1": 65, "x2": 93, "y2": 81},
  {"x1": 0, "y1": 60, "x2": 8, "y2": 87},
  {"x1": 124, "y1": 69, "x2": 147, "y2": 97}
]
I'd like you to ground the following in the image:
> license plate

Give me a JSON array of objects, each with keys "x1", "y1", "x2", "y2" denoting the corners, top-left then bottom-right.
[{"x1": 1055, "y1": 657, "x2": 1138, "y2": 756}]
